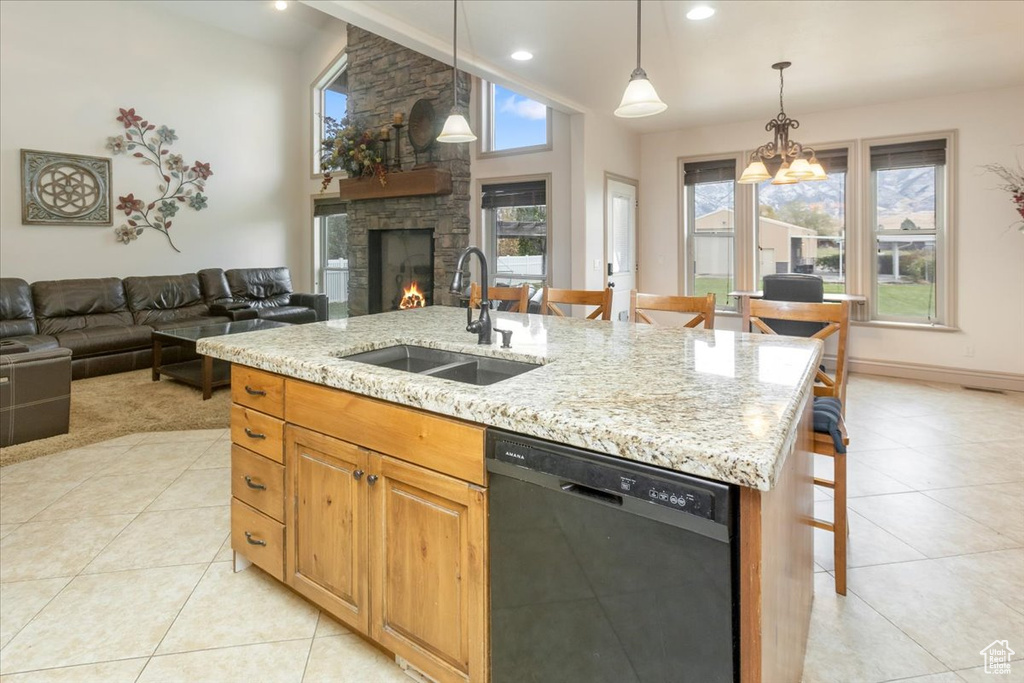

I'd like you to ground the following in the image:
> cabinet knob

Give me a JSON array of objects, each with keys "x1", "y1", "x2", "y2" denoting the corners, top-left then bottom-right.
[
  {"x1": 244, "y1": 531, "x2": 266, "y2": 546},
  {"x1": 244, "y1": 475, "x2": 266, "y2": 491},
  {"x1": 244, "y1": 385, "x2": 267, "y2": 397},
  {"x1": 244, "y1": 427, "x2": 266, "y2": 440},
  {"x1": 353, "y1": 469, "x2": 364, "y2": 480},
  {"x1": 367, "y1": 474, "x2": 379, "y2": 486}
]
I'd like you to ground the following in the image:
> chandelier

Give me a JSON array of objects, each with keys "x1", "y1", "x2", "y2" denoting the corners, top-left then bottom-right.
[{"x1": 738, "y1": 62, "x2": 827, "y2": 185}]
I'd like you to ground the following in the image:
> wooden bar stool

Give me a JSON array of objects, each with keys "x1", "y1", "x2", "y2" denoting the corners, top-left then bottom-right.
[
  {"x1": 540, "y1": 287, "x2": 612, "y2": 321},
  {"x1": 744, "y1": 299, "x2": 851, "y2": 595},
  {"x1": 630, "y1": 291, "x2": 716, "y2": 329},
  {"x1": 468, "y1": 282, "x2": 530, "y2": 313}
]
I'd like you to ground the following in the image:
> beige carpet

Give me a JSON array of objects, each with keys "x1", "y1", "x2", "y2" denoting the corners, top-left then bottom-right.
[{"x1": 0, "y1": 369, "x2": 230, "y2": 467}]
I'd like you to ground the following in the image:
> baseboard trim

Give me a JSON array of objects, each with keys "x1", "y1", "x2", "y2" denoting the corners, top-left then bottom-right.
[{"x1": 845, "y1": 357, "x2": 1024, "y2": 393}]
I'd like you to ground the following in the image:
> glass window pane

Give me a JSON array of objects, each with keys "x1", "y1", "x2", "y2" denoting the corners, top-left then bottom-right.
[
  {"x1": 324, "y1": 70, "x2": 348, "y2": 133},
  {"x1": 321, "y1": 213, "x2": 348, "y2": 320},
  {"x1": 493, "y1": 203, "x2": 547, "y2": 285},
  {"x1": 875, "y1": 235, "x2": 937, "y2": 321},
  {"x1": 491, "y1": 84, "x2": 547, "y2": 151},
  {"x1": 692, "y1": 180, "x2": 735, "y2": 307},
  {"x1": 874, "y1": 167, "x2": 937, "y2": 231},
  {"x1": 756, "y1": 171, "x2": 847, "y2": 293},
  {"x1": 611, "y1": 195, "x2": 633, "y2": 275}
]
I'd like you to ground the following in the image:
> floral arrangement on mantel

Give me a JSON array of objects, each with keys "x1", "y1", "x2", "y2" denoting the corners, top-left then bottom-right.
[
  {"x1": 106, "y1": 107, "x2": 213, "y2": 252},
  {"x1": 320, "y1": 116, "x2": 387, "y2": 192},
  {"x1": 983, "y1": 157, "x2": 1024, "y2": 234}
]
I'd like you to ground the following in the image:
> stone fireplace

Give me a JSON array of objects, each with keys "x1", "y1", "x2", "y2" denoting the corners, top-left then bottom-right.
[
  {"x1": 369, "y1": 228, "x2": 435, "y2": 313},
  {"x1": 343, "y1": 26, "x2": 471, "y2": 317}
]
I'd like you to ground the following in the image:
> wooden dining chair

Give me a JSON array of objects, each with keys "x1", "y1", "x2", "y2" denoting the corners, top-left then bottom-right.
[
  {"x1": 630, "y1": 291, "x2": 716, "y2": 330},
  {"x1": 540, "y1": 287, "x2": 612, "y2": 321},
  {"x1": 744, "y1": 299, "x2": 851, "y2": 595},
  {"x1": 469, "y1": 282, "x2": 530, "y2": 313}
]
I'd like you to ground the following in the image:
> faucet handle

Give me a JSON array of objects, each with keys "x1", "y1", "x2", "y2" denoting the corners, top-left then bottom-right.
[{"x1": 493, "y1": 327, "x2": 513, "y2": 349}]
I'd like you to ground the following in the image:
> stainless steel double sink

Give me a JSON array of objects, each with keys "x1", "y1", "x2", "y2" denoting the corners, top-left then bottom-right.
[{"x1": 340, "y1": 345, "x2": 540, "y2": 386}]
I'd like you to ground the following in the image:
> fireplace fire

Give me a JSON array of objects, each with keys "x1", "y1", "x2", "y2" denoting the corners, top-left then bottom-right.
[{"x1": 399, "y1": 282, "x2": 427, "y2": 310}]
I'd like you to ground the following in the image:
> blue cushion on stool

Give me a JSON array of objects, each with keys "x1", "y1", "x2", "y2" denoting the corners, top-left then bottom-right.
[{"x1": 813, "y1": 396, "x2": 846, "y2": 454}]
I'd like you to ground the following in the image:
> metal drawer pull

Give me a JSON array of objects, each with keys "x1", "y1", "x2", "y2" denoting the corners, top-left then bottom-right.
[
  {"x1": 353, "y1": 469, "x2": 364, "y2": 480},
  {"x1": 244, "y1": 385, "x2": 267, "y2": 397},
  {"x1": 244, "y1": 427, "x2": 266, "y2": 440},
  {"x1": 244, "y1": 531, "x2": 266, "y2": 546},
  {"x1": 244, "y1": 475, "x2": 266, "y2": 491},
  {"x1": 367, "y1": 474, "x2": 379, "y2": 486}
]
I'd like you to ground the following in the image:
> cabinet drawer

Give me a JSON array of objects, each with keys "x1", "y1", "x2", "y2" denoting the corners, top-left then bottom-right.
[
  {"x1": 285, "y1": 379, "x2": 486, "y2": 485},
  {"x1": 231, "y1": 366, "x2": 284, "y2": 418},
  {"x1": 232, "y1": 445, "x2": 285, "y2": 522},
  {"x1": 231, "y1": 404, "x2": 284, "y2": 463},
  {"x1": 231, "y1": 498, "x2": 284, "y2": 581}
]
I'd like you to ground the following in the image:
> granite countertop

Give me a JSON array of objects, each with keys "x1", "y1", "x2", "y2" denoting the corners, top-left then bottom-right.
[{"x1": 197, "y1": 306, "x2": 822, "y2": 491}]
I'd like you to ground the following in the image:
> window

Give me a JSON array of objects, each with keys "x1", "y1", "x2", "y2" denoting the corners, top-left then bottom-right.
[
  {"x1": 756, "y1": 148, "x2": 848, "y2": 292},
  {"x1": 869, "y1": 138, "x2": 949, "y2": 323},
  {"x1": 311, "y1": 51, "x2": 348, "y2": 175},
  {"x1": 482, "y1": 82, "x2": 550, "y2": 154},
  {"x1": 684, "y1": 159, "x2": 738, "y2": 309},
  {"x1": 314, "y1": 200, "x2": 348, "y2": 319},
  {"x1": 482, "y1": 179, "x2": 549, "y2": 287}
]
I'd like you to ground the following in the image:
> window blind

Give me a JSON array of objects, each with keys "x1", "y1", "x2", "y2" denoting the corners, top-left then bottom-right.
[
  {"x1": 481, "y1": 180, "x2": 547, "y2": 209},
  {"x1": 762, "y1": 148, "x2": 848, "y2": 175},
  {"x1": 313, "y1": 199, "x2": 347, "y2": 217},
  {"x1": 871, "y1": 139, "x2": 946, "y2": 171},
  {"x1": 683, "y1": 159, "x2": 735, "y2": 186}
]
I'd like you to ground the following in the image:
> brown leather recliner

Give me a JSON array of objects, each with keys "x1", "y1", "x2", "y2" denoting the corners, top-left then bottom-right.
[
  {"x1": 0, "y1": 344, "x2": 72, "y2": 447},
  {"x1": 223, "y1": 267, "x2": 327, "y2": 323}
]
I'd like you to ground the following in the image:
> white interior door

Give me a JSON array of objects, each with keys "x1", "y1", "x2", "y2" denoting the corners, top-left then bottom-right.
[{"x1": 606, "y1": 179, "x2": 637, "y2": 321}]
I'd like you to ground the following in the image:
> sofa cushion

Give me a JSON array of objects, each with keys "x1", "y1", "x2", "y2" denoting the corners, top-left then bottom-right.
[
  {"x1": 33, "y1": 278, "x2": 133, "y2": 335},
  {"x1": 54, "y1": 325, "x2": 153, "y2": 358},
  {"x1": 813, "y1": 396, "x2": 846, "y2": 454},
  {"x1": 256, "y1": 306, "x2": 316, "y2": 324},
  {"x1": 225, "y1": 268, "x2": 293, "y2": 308},
  {"x1": 0, "y1": 334, "x2": 60, "y2": 353},
  {"x1": 0, "y1": 278, "x2": 37, "y2": 337},
  {"x1": 198, "y1": 268, "x2": 233, "y2": 304},
  {"x1": 124, "y1": 274, "x2": 214, "y2": 326}
]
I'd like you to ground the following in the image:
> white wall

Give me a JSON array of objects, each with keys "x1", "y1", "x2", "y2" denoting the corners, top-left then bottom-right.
[
  {"x1": 0, "y1": 1, "x2": 304, "y2": 285},
  {"x1": 640, "y1": 85, "x2": 1024, "y2": 376}
]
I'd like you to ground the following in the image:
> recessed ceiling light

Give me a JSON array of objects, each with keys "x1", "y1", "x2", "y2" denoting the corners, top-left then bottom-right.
[
  {"x1": 686, "y1": 5, "x2": 715, "y2": 20},
  {"x1": 274, "y1": 1, "x2": 288, "y2": 10},
  {"x1": 510, "y1": 51, "x2": 534, "y2": 61}
]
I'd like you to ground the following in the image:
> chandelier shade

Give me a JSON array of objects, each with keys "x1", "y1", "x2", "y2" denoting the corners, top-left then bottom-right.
[{"x1": 738, "y1": 62, "x2": 825, "y2": 186}]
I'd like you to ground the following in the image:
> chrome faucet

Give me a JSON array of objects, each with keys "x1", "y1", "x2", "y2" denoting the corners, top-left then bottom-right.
[{"x1": 450, "y1": 246, "x2": 492, "y2": 345}]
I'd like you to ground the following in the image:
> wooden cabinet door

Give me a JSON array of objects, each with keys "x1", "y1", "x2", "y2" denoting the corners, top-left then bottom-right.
[
  {"x1": 286, "y1": 425, "x2": 369, "y2": 636},
  {"x1": 369, "y1": 454, "x2": 488, "y2": 683}
]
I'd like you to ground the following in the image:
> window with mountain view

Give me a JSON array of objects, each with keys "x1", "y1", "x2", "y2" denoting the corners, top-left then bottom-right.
[
  {"x1": 870, "y1": 139, "x2": 946, "y2": 323},
  {"x1": 482, "y1": 179, "x2": 548, "y2": 287},
  {"x1": 684, "y1": 159, "x2": 737, "y2": 309},
  {"x1": 756, "y1": 149, "x2": 848, "y2": 292},
  {"x1": 486, "y1": 83, "x2": 549, "y2": 153}
]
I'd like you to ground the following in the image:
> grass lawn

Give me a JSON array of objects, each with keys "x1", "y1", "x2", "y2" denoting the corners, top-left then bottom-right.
[{"x1": 694, "y1": 277, "x2": 847, "y2": 309}]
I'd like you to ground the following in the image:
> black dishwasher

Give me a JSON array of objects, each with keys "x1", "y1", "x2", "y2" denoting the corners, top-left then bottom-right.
[{"x1": 487, "y1": 429, "x2": 738, "y2": 683}]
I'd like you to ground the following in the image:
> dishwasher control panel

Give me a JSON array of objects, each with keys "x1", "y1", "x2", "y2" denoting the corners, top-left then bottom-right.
[{"x1": 492, "y1": 436, "x2": 717, "y2": 521}]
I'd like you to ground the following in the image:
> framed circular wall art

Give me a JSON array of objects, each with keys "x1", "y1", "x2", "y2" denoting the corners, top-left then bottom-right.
[{"x1": 21, "y1": 149, "x2": 112, "y2": 225}]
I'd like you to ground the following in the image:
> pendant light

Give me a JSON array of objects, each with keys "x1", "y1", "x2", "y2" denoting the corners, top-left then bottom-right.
[
  {"x1": 437, "y1": 0, "x2": 477, "y2": 143},
  {"x1": 738, "y1": 62, "x2": 827, "y2": 185},
  {"x1": 614, "y1": 0, "x2": 667, "y2": 118}
]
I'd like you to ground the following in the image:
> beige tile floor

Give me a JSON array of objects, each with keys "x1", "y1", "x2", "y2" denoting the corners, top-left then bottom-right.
[{"x1": 0, "y1": 376, "x2": 1021, "y2": 682}]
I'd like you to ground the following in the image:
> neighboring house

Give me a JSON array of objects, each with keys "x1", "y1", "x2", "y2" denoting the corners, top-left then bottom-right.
[
  {"x1": 694, "y1": 208, "x2": 817, "y2": 276},
  {"x1": 980, "y1": 640, "x2": 1015, "y2": 674}
]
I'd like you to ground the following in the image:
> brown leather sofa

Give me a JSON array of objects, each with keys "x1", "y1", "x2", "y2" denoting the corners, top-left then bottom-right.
[
  {"x1": 0, "y1": 344, "x2": 72, "y2": 447},
  {"x1": 0, "y1": 267, "x2": 325, "y2": 380}
]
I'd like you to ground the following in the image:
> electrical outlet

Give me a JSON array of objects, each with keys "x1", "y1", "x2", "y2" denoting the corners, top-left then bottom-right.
[
  {"x1": 593, "y1": 259, "x2": 601, "y2": 271},
  {"x1": 965, "y1": 345, "x2": 975, "y2": 357}
]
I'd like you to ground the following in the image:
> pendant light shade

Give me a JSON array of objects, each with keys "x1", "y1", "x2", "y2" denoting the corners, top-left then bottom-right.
[
  {"x1": 739, "y1": 160, "x2": 772, "y2": 184},
  {"x1": 805, "y1": 157, "x2": 828, "y2": 181},
  {"x1": 438, "y1": 113, "x2": 477, "y2": 143},
  {"x1": 785, "y1": 157, "x2": 814, "y2": 179},
  {"x1": 614, "y1": 0, "x2": 666, "y2": 119},
  {"x1": 438, "y1": 0, "x2": 476, "y2": 144},
  {"x1": 771, "y1": 161, "x2": 798, "y2": 185}
]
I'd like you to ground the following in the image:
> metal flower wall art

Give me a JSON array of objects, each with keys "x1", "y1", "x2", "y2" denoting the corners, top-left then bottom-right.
[{"x1": 106, "y1": 108, "x2": 213, "y2": 252}]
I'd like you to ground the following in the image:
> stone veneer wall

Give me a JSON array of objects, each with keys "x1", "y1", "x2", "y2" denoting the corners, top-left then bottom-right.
[{"x1": 344, "y1": 25, "x2": 471, "y2": 316}]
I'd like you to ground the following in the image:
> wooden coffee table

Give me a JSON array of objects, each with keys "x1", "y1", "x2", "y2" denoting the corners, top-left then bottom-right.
[{"x1": 152, "y1": 319, "x2": 290, "y2": 399}]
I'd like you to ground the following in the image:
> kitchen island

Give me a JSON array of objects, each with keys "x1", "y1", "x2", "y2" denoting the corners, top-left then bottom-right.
[{"x1": 199, "y1": 306, "x2": 821, "y2": 683}]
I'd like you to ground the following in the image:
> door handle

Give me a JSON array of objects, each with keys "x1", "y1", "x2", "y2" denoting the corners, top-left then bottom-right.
[
  {"x1": 244, "y1": 427, "x2": 266, "y2": 440},
  {"x1": 560, "y1": 482, "x2": 623, "y2": 506},
  {"x1": 244, "y1": 475, "x2": 266, "y2": 491},
  {"x1": 367, "y1": 474, "x2": 379, "y2": 486},
  {"x1": 353, "y1": 469, "x2": 364, "y2": 480},
  {"x1": 608, "y1": 281, "x2": 616, "y2": 288},
  {"x1": 244, "y1": 531, "x2": 266, "y2": 546},
  {"x1": 607, "y1": 263, "x2": 613, "y2": 276},
  {"x1": 244, "y1": 385, "x2": 266, "y2": 396}
]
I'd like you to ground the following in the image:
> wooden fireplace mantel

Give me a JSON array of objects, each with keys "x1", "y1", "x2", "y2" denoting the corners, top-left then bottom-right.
[{"x1": 338, "y1": 168, "x2": 452, "y2": 201}]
